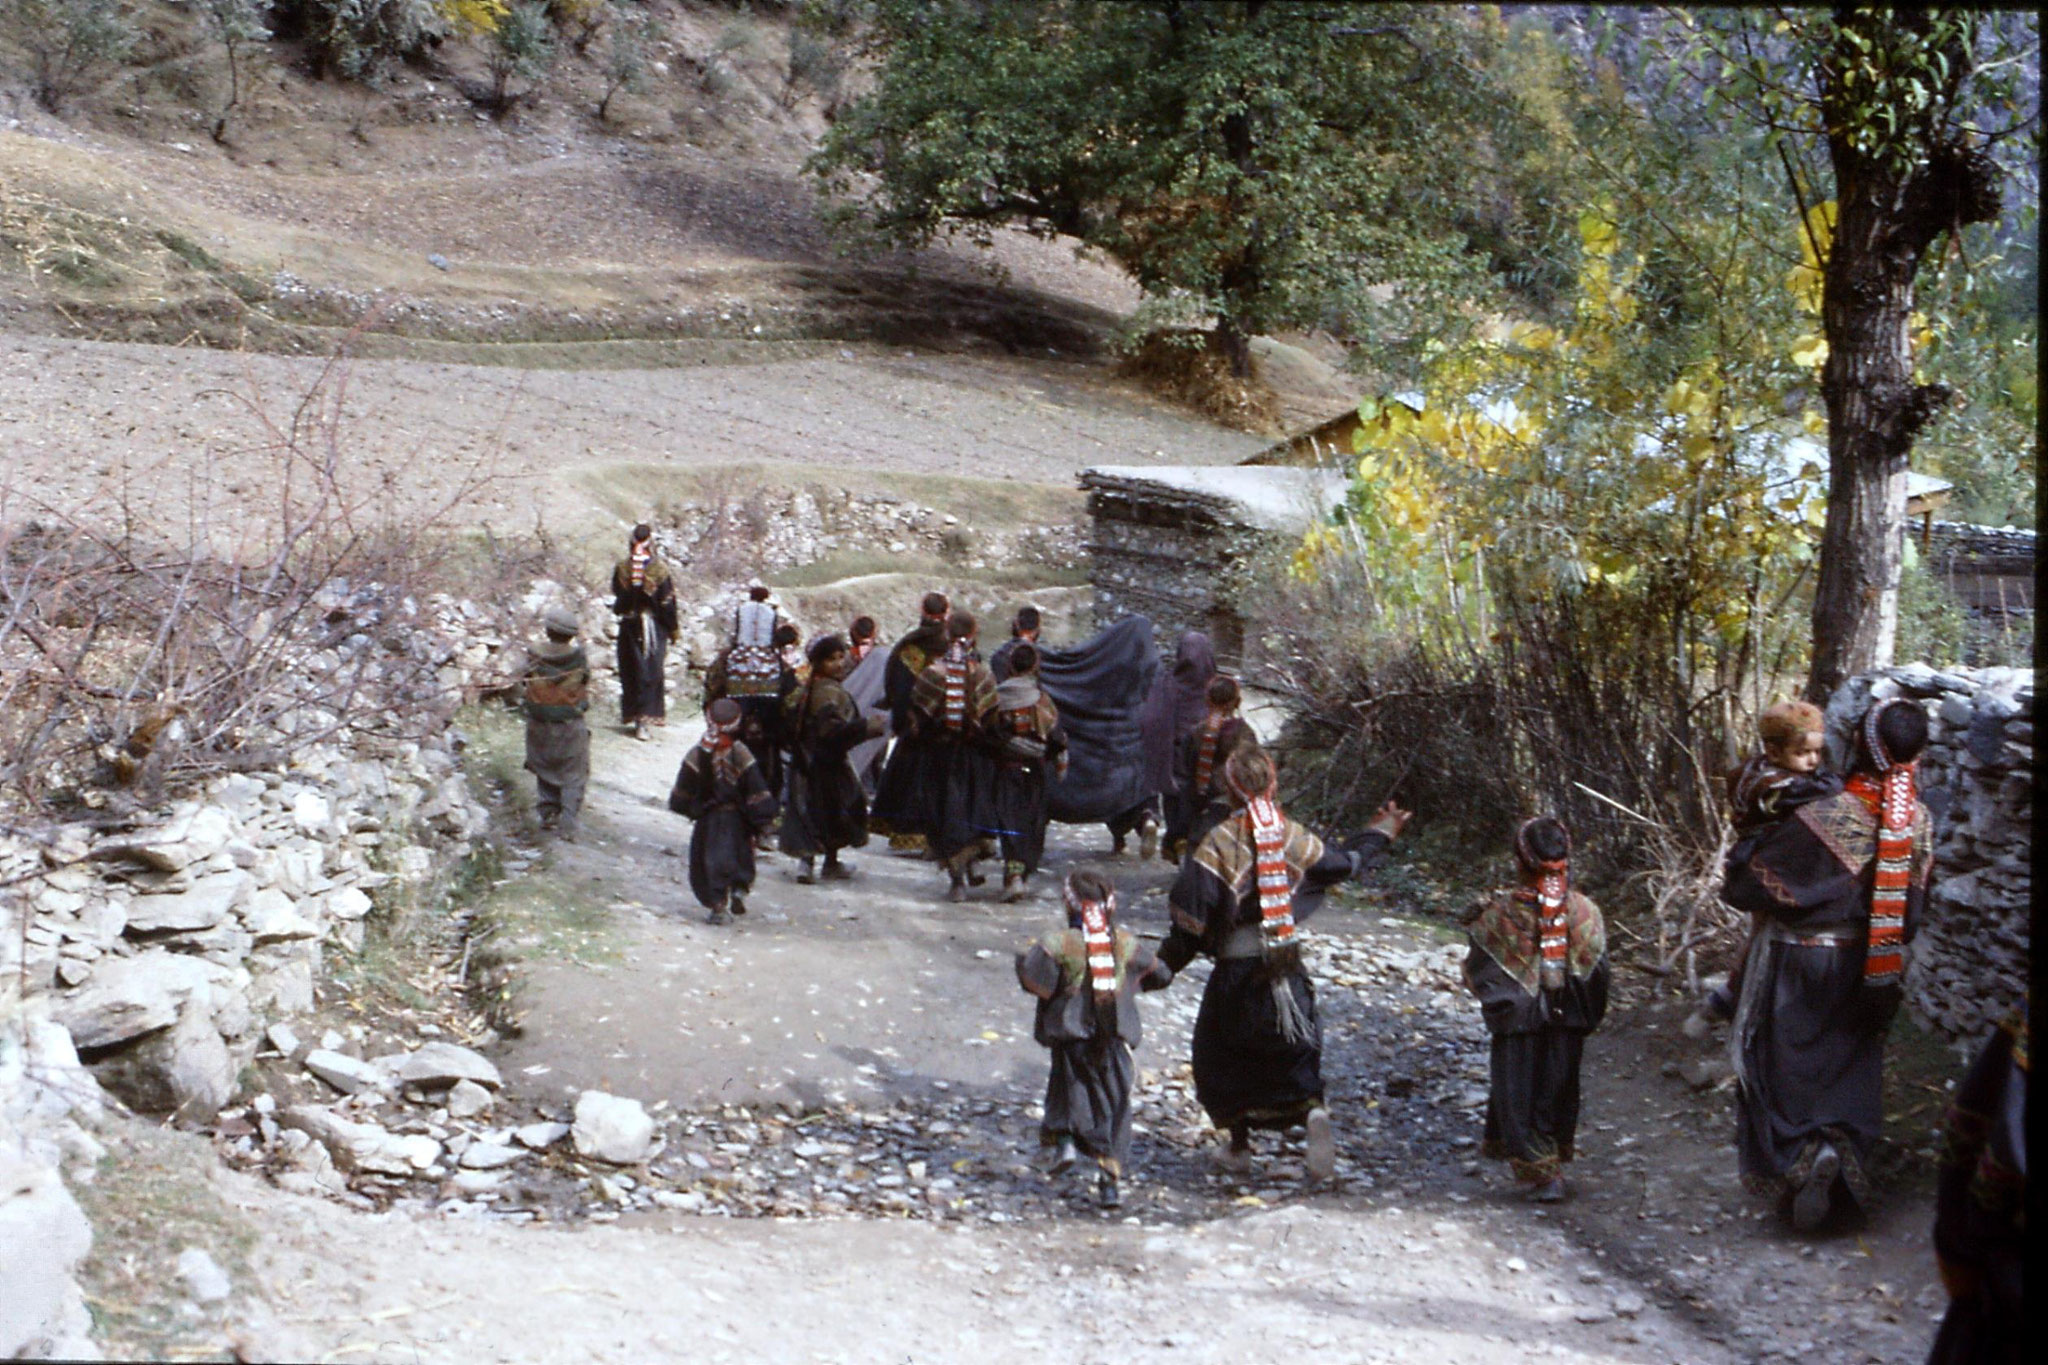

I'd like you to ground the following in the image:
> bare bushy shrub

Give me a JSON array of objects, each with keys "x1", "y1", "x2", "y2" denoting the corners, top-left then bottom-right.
[
  {"x1": 0, "y1": 342, "x2": 512, "y2": 820},
  {"x1": 2, "y1": 0, "x2": 138, "y2": 114}
]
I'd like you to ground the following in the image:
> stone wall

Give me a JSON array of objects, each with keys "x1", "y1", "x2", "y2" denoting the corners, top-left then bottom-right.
[
  {"x1": 0, "y1": 589, "x2": 519, "y2": 1358},
  {"x1": 1822, "y1": 663, "x2": 2033, "y2": 1045}
]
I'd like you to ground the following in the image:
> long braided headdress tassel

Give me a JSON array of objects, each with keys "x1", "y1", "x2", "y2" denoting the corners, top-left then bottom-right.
[
  {"x1": 1513, "y1": 818, "x2": 1572, "y2": 993},
  {"x1": 942, "y1": 639, "x2": 970, "y2": 733},
  {"x1": 1063, "y1": 879, "x2": 1119, "y2": 1011},
  {"x1": 1194, "y1": 710, "x2": 1228, "y2": 795},
  {"x1": 1226, "y1": 760, "x2": 1314, "y2": 1044},
  {"x1": 1858, "y1": 699, "x2": 1917, "y2": 987}
]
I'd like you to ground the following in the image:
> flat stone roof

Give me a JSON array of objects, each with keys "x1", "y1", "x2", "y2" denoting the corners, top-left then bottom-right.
[{"x1": 1079, "y1": 466, "x2": 1349, "y2": 534}]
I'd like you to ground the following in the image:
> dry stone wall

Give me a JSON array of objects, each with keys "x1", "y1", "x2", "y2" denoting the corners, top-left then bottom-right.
[
  {"x1": 1823, "y1": 663, "x2": 2034, "y2": 1045},
  {"x1": 0, "y1": 585, "x2": 569, "y2": 1358}
]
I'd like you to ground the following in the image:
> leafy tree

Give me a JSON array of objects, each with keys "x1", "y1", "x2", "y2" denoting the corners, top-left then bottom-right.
[
  {"x1": 809, "y1": 0, "x2": 1499, "y2": 377},
  {"x1": 483, "y1": 0, "x2": 556, "y2": 113},
  {"x1": 202, "y1": 0, "x2": 274, "y2": 142},
  {"x1": 1665, "y1": 8, "x2": 2037, "y2": 700},
  {"x1": 596, "y1": 2, "x2": 658, "y2": 122},
  {"x1": 273, "y1": 0, "x2": 447, "y2": 81},
  {"x1": 2, "y1": 0, "x2": 137, "y2": 114}
]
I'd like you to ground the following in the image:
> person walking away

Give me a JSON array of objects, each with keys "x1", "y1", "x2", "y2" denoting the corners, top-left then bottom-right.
[
  {"x1": 978, "y1": 642, "x2": 1068, "y2": 901},
  {"x1": 611, "y1": 524, "x2": 679, "y2": 740},
  {"x1": 1134, "y1": 629, "x2": 1216, "y2": 860},
  {"x1": 988, "y1": 605, "x2": 1042, "y2": 683},
  {"x1": 1927, "y1": 1000, "x2": 2025, "y2": 1365},
  {"x1": 1159, "y1": 745, "x2": 1409, "y2": 1178},
  {"x1": 1463, "y1": 816, "x2": 1609, "y2": 1202},
  {"x1": 1687, "y1": 699, "x2": 1843, "y2": 1036},
  {"x1": 780, "y1": 634, "x2": 886, "y2": 883},
  {"x1": 910, "y1": 611, "x2": 999, "y2": 901},
  {"x1": 705, "y1": 587, "x2": 788, "y2": 797},
  {"x1": 1166, "y1": 675, "x2": 1251, "y2": 863},
  {"x1": 669, "y1": 697, "x2": 779, "y2": 925},
  {"x1": 871, "y1": 592, "x2": 953, "y2": 848},
  {"x1": 1016, "y1": 869, "x2": 1174, "y2": 1208},
  {"x1": 521, "y1": 606, "x2": 591, "y2": 837},
  {"x1": 1722, "y1": 697, "x2": 1935, "y2": 1231}
]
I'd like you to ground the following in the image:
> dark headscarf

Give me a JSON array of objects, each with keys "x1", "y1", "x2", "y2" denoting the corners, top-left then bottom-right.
[{"x1": 1138, "y1": 630, "x2": 1216, "y2": 798}]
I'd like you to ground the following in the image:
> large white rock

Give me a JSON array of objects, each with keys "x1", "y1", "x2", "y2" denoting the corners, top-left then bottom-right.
[
  {"x1": 281, "y1": 1106, "x2": 440, "y2": 1177},
  {"x1": 291, "y1": 790, "x2": 333, "y2": 835},
  {"x1": 92, "y1": 805, "x2": 236, "y2": 874},
  {"x1": 124, "y1": 870, "x2": 251, "y2": 935},
  {"x1": 457, "y1": 1140, "x2": 525, "y2": 1171},
  {"x1": 0, "y1": 1146, "x2": 96, "y2": 1359},
  {"x1": 321, "y1": 886, "x2": 374, "y2": 923},
  {"x1": 393, "y1": 1041, "x2": 501, "y2": 1092},
  {"x1": 302, "y1": 1049, "x2": 391, "y2": 1096},
  {"x1": 52, "y1": 952, "x2": 222, "y2": 1051},
  {"x1": 571, "y1": 1091, "x2": 657, "y2": 1165},
  {"x1": 238, "y1": 888, "x2": 319, "y2": 944},
  {"x1": 85, "y1": 1005, "x2": 235, "y2": 1120},
  {"x1": 174, "y1": 1247, "x2": 231, "y2": 1303}
]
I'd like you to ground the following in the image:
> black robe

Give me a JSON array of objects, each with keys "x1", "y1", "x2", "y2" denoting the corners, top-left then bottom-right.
[
  {"x1": 1017, "y1": 927, "x2": 1173, "y2": 1176},
  {"x1": 1463, "y1": 888, "x2": 1609, "y2": 1184},
  {"x1": 1165, "y1": 715, "x2": 1250, "y2": 857},
  {"x1": 906, "y1": 654, "x2": 999, "y2": 862},
  {"x1": 668, "y1": 740, "x2": 779, "y2": 908},
  {"x1": 779, "y1": 675, "x2": 873, "y2": 858},
  {"x1": 1721, "y1": 786, "x2": 1933, "y2": 1210},
  {"x1": 611, "y1": 559, "x2": 679, "y2": 722},
  {"x1": 870, "y1": 620, "x2": 951, "y2": 835},
  {"x1": 1160, "y1": 817, "x2": 1389, "y2": 1131},
  {"x1": 1928, "y1": 1004, "x2": 2026, "y2": 1365},
  {"x1": 974, "y1": 681, "x2": 1067, "y2": 875}
]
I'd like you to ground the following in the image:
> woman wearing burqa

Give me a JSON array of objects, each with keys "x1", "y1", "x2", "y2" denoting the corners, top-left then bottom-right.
[{"x1": 1134, "y1": 630, "x2": 1217, "y2": 860}]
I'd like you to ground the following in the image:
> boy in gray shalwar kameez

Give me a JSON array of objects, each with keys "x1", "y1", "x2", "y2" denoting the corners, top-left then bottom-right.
[
  {"x1": 522, "y1": 606, "x2": 592, "y2": 836},
  {"x1": 1015, "y1": 870, "x2": 1173, "y2": 1207}
]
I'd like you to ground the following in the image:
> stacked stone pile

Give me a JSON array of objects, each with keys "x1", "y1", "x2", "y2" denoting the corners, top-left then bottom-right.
[{"x1": 1824, "y1": 663, "x2": 2033, "y2": 1043}]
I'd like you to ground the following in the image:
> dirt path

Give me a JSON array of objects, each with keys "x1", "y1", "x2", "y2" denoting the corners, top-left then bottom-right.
[{"x1": 195, "y1": 711, "x2": 1757, "y2": 1365}]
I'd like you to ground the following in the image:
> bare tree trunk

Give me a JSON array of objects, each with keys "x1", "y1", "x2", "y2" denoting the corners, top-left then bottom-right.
[{"x1": 1803, "y1": 11, "x2": 2003, "y2": 702}]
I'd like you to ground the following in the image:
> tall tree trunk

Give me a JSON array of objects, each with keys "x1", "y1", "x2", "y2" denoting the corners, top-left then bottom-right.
[{"x1": 1803, "y1": 12, "x2": 2002, "y2": 703}]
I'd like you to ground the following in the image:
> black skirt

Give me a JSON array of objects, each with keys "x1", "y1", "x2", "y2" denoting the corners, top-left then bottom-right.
[
  {"x1": 688, "y1": 808, "x2": 757, "y2": 908},
  {"x1": 1190, "y1": 958, "x2": 1322, "y2": 1130}
]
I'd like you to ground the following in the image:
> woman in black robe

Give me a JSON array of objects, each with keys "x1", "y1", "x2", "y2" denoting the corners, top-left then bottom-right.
[
  {"x1": 1159, "y1": 745, "x2": 1408, "y2": 1178},
  {"x1": 1016, "y1": 870, "x2": 1174, "y2": 1208},
  {"x1": 1928, "y1": 1002, "x2": 2025, "y2": 1365},
  {"x1": 780, "y1": 635, "x2": 885, "y2": 882},
  {"x1": 610, "y1": 524, "x2": 679, "y2": 739},
  {"x1": 669, "y1": 698, "x2": 780, "y2": 924},
  {"x1": 976, "y1": 643, "x2": 1069, "y2": 901},
  {"x1": 1722, "y1": 697, "x2": 1935, "y2": 1229},
  {"x1": 1462, "y1": 817, "x2": 1609, "y2": 1201},
  {"x1": 908, "y1": 611, "x2": 999, "y2": 900},
  {"x1": 870, "y1": 592, "x2": 952, "y2": 844},
  {"x1": 1133, "y1": 629, "x2": 1216, "y2": 860}
]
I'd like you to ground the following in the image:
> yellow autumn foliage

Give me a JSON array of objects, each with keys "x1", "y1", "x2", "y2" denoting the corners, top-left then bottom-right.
[{"x1": 441, "y1": 0, "x2": 510, "y2": 36}]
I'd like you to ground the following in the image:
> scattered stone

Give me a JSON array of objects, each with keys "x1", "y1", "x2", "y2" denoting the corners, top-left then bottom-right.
[
  {"x1": 445, "y1": 1079, "x2": 495, "y2": 1119},
  {"x1": 264, "y1": 1023, "x2": 302, "y2": 1057},
  {"x1": 515, "y1": 1121, "x2": 570, "y2": 1150},
  {"x1": 393, "y1": 1041, "x2": 501, "y2": 1091},
  {"x1": 124, "y1": 870, "x2": 251, "y2": 934},
  {"x1": 457, "y1": 1141, "x2": 524, "y2": 1171},
  {"x1": 303, "y1": 1050, "x2": 390, "y2": 1096},
  {"x1": 572, "y1": 1091, "x2": 657, "y2": 1165},
  {"x1": 1612, "y1": 1291, "x2": 1647, "y2": 1318}
]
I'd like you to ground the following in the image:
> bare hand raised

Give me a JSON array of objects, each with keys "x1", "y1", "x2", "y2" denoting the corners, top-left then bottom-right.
[{"x1": 1365, "y1": 799, "x2": 1413, "y2": 841}]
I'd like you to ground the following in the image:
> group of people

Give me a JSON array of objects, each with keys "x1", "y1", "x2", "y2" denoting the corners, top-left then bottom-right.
[{"x1": 520, "y1": 528, "x2": 2018, "y2": 1352}]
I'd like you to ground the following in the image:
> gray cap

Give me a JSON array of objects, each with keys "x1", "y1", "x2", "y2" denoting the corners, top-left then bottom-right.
[{"x1": 542, "y1": 606, "x2": 580, "y2": 637}]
